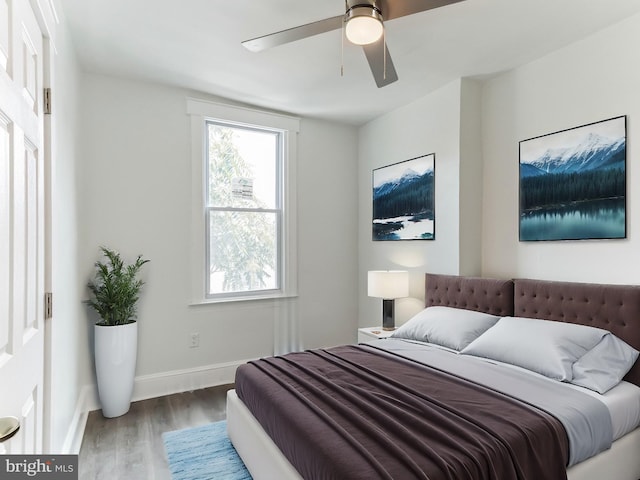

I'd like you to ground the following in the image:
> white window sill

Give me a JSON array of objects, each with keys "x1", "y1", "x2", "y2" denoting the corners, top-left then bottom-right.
[{"x1": 189, "y1": 291, "x2": 298, "y2": 306}]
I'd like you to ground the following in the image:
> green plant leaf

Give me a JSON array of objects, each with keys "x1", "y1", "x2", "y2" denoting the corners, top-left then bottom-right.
[{"x1": 85, "y1": 247, "x2": 149, "y2": 326}]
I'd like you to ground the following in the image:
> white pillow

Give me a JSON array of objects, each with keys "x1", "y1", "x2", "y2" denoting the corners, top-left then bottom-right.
[
  {"x1": 571, "y1": 333, "x2": 639, "y2": 394},
  {"x1": 461, "y1": 316, "x2": 607, "y2": 381},
  {"x1": 391, "y1": 306, "x2": 500, "y2": 351}
]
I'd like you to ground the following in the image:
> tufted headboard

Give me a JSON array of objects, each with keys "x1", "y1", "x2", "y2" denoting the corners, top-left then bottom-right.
[
  {"x1": 425, "y1": 273, "x2": 514, "y2": 317},
  {"x1": 514, "y1": 278, "x2": 640, "y2": 386},
  {"x1": 424, "y1": 273, "x2": 640, "y2": 386}
]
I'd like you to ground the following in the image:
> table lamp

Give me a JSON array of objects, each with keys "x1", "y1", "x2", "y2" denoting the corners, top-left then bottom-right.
[{"x1": 368, "y1": 270, "x2": 409, "y2": 330}]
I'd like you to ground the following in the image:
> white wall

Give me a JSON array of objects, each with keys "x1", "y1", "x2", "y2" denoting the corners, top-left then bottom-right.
[
  {"x1": 76, "y1": 74, "x2": 359, "y2": 397},
  {"x1": 481, "y1": 12, "x2": 640, "y2": 284},
  {"x1": 48, "y1": 1, "x2": 83, "y2": 453},
  {"x1": 358, "y1": 79, "x2": 484, "y2": 328}
]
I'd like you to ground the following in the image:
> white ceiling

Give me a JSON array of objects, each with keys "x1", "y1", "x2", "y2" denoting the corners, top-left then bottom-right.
[{"x1": 58, "y1": 0, "x2": 640, "y2": 125}]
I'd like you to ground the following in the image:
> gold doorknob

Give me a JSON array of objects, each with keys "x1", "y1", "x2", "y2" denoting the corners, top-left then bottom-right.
[{"x1": 0, "y1": 417, "x2": 19, "y2": 442}]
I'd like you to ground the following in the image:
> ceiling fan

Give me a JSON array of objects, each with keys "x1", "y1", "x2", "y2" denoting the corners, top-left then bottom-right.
[{"x1": 242, "y1": 0, "x2": 466, "y2": 88}]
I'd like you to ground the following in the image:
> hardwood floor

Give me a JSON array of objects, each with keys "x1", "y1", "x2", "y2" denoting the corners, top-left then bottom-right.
[{"x1": 79, "y1": 384, "x2": 234, "y2": 479}]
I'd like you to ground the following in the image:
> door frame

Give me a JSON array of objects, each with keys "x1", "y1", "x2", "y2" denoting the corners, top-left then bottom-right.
[{"x1": 28, "y1": 0, "x2": 56, "y2": 453}]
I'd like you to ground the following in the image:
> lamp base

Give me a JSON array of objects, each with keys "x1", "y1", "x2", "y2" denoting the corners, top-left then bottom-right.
[{"x1": 382, "y1": 299, "x2": 395, "y2": 331}]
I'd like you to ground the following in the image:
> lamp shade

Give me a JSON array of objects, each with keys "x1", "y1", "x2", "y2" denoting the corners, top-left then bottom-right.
[
  {"x1": 368, "y1": 271, "x2": 409, "y2": 299},
  {"x1": 345, "y1": 6, "x2": 384, "y2": 46}
]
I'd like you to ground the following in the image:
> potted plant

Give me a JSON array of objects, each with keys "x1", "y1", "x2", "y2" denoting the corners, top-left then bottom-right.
[{"x1": 86, "y1": 247, "x2": 149, "y2": 418}]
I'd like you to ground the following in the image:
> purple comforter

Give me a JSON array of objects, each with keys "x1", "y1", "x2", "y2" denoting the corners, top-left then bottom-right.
[{"x1": 235, "y1": 345, "x2": 568, "y2": 480}]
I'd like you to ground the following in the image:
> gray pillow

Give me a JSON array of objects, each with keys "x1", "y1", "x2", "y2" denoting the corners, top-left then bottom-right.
[
  {"x1": 571, "y1": 333, "x2": 639, "y2": 394},
  {"x1": 461, "y1": 316, "x2": 607, "y2": 381},
  {"x1": 391, "y1": 306, "x2": 500, "y2": 351}
]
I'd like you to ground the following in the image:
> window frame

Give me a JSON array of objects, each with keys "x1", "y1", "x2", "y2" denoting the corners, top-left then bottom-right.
[{"x1": 187, "y1": 98, "x2": 299, "y2": 304}]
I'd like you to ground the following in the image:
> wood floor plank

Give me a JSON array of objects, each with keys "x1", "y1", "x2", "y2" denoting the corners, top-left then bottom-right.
[
  {"x1": 145, "y1": 396, "x2": 177, "y2": 480},
  {"x1": 80, "y1": 412, "x2": 118, "y2": 479},
  {"x1": 79, "y1": 384, "x2": 234, "y2": 479},
  {"x1": 193, "y1": 386, "x2": 228, "y2": 423},
  {"x1": 115, "y1": 401, "x2": 149, "y2": 479}
]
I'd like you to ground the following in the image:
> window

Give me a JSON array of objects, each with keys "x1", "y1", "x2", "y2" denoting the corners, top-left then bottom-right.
[
  {"x1": 206, "y1": 121, "x2": 280, "y2": 296},
  {"x1": 188, "y1": 99, "x2": 299, "y2": 303}
]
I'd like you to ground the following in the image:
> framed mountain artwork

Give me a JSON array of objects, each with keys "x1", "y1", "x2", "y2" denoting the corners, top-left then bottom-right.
[
  {"x1": 519, "y1": 116, "x2": 626, "y2": 241},
  {"x1": 372, "y1": 153, "x2": 435, "y2": 241}
]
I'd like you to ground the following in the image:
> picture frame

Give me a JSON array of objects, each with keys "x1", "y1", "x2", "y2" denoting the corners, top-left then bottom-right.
[
  {"x1": 372, "y1": 153, "x2": 435, "y2": 241},
  {"x1": 519, "y1": 116, "x2": 626, "y2": 241}
]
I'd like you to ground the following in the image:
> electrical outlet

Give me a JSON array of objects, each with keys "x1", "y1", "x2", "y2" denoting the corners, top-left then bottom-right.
[{"x1": 189, "y1": 332, "x2": 200, "y2": 348}]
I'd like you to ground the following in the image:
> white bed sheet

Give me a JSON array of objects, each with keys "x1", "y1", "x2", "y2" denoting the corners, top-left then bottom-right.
[{"x1": 566, "y1": 380, "x2": 640, "y2": 441}]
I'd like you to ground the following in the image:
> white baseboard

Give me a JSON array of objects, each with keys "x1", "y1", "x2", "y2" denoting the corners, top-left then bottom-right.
[
  {"x1": 130, "y1": 358, "x2": 252, "y2": 404},
  {"x1": 61, "y1": 387, "x2": 90, "y2": 454},
  {"x1": 81, "y1": 357, "x2": 253, "y2": 414},
  {"x1": 65, "y1": 359, "x2": 252, "y2": 454}
]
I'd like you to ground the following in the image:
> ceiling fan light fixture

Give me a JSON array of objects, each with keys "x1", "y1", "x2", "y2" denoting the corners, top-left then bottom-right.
[{"x1": 345, "y1": 6, "x2": 384, "y2": 46}]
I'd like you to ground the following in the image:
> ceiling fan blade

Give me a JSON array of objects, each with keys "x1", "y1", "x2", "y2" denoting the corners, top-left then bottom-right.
[
  {"x1": 380, "y1": 0, "x2": 465, "y2": 21},
  {"x1": 362, "y1": 38, "x2": 398, "y2": 88},
  {"x1": 242, "y1": 15, "x2": 344, "y2": 52}
]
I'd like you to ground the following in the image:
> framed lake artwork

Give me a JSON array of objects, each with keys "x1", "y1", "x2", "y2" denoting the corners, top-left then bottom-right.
[
  {"x1": 519, "y1": 116, "x2": 626, "y2": 241},
  {"x1": 372, "y1": 153, "x2": 435, "y2": 241}
]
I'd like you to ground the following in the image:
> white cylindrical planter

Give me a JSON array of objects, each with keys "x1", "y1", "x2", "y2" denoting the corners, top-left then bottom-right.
[{"x1": 94, "y1": 322, "x2": 138, "y2": 418}]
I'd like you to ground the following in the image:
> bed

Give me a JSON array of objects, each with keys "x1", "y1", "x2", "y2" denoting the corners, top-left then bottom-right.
[{"x1": 226, "y1": 274, "x2": 640, "y2": 479}]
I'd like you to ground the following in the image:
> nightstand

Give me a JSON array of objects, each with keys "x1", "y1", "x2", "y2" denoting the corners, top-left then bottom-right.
[{"x1": 358, "y1": 327, "x2": 395, "y2": 343}]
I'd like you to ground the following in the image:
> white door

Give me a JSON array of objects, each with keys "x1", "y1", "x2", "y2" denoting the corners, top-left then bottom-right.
[{"x1": 0, "y1": 0, "x2": 46, "y2": 454}]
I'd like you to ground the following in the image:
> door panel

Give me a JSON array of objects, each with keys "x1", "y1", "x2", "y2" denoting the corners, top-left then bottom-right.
[
  {"x1": 0, "y1": 0, "x2": 45, "y2": 455},
  {"x1": 0, "y1": 0, "x2": 9, "y2": 71}
]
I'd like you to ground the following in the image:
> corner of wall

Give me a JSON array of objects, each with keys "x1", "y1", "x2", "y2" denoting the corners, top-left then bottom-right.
[{"x1": 458, "y1": 78, "x2": 484, "y2": 276}]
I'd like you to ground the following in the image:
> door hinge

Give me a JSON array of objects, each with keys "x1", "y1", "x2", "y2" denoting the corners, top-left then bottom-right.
[
  {"x1": 44, "y1": 88, "x2": 52, "y2": 115},
  {"x1": 44, "y1": 292, "x2": 52, "y2": 319}
]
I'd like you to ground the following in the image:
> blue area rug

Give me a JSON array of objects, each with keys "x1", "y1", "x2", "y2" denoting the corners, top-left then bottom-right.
[{"x1": 163, "y1": 420, "x2": 252, "y2": 480}]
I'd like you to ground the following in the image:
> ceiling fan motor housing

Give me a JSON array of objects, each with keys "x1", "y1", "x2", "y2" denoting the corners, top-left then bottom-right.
[
  {"x1": 346, "y1": 1, "x2": 383, "y2": 19},
  {"x1": 346, "y1": 0, "x2": 382, "y2": 13}
]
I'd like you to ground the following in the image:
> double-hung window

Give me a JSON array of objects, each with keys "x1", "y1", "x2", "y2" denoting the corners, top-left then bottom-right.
[{"x1": 188, "y1": 99, "x2": 299, "y2": 302}]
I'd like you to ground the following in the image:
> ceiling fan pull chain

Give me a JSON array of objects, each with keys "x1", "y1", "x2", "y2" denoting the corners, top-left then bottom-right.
[{"x1": 341, "y1": 14, "x2": 345, "y2": 77}]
